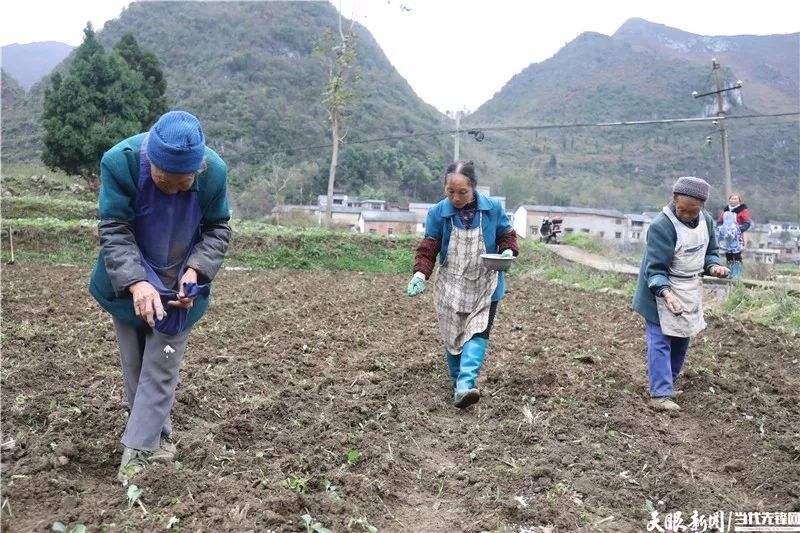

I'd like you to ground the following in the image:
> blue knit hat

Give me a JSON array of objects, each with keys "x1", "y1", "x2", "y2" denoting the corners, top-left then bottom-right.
[{"x1": 146, "y1": 111, "x2": 206, "y2": 173}]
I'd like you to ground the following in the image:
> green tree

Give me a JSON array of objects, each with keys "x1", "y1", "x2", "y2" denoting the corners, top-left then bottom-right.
[
  {"x1": 113, "y1": 33, "x2": 167, "y2": 128},
  {"x1": 42, "y1": 23, "x2": 149, "y2": 184}
]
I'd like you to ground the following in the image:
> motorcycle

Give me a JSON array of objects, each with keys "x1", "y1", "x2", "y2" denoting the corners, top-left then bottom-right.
[{"x1": 539, "y1": 216, "x2": 563, "y2": 244}]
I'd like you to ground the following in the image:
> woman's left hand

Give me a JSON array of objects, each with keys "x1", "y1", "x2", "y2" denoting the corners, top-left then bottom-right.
[
  {"x1": 500, "y1": 249, "x2": 514, "y2": 257},
  {"x1": 168, "y1": 268, "x2": 198, "y2": 308}
]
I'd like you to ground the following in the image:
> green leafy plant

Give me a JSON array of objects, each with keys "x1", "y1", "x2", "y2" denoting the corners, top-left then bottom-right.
[
  {"x1": 349, "y1": 516, "x2": 378, "y2": 533},
  {"x1": 321, "y1": 479, "x2": 339, "y2": 500},
  {"x1": 346, "y1": 450, "x2": 362, "y2": 465},
  {"x1": 301, "y1": 513, "x2": 332, "y2": 533},
  {"x1": 285, "y1": 475, "x2": 310, "y2": 493},
  {"x1": 51, "y1": 523, "x2": 86, "y2": 533}
]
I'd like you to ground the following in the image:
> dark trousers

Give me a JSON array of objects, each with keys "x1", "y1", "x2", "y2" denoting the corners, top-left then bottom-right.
[{"x1": 474, "y1": 300, "x2": 498, "y2": 339}]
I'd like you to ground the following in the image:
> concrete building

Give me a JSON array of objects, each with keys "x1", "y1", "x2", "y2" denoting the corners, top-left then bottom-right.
[
  {"x1": 317, "y1": 192, "x2": 360, "y2": 208},
  {"x1": 624, "y1": 213, "x2": 652, "y2": 244},
  {"x1": 409, "y1": 202, "x2": 436, "y2": 234},
  {"x1": 316, "y1": 206, "x2": 362, "y2": 227},
  {"x1": 513, "y1": 205, "x2": 627, "y2": 242},
  {"x1": 358, "y1": 211, "x2": 418, "y2": 236},
  {"x1": 743, "y1": 248, "x2": 781, "y2": 264}
]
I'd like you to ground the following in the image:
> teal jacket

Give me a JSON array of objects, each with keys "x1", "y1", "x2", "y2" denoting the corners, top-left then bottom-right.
[
  {"x1": 632, "y1": 206, "x2": 721, "y2": 324},
  {"x1": 424, "y1": 192, "x2": 514, "y2": 301},
  {"x1": 89, "y1": 133, "x2": 231, "y2": 328}
]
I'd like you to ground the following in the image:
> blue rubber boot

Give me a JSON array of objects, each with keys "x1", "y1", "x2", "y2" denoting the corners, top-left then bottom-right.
[
  {"x1": 732, "y1": 261, "x2": 743, "y2": 280},
  {"x1": 446, "y1": 351, "x2": 460, "y2": 388},
  {"x1": 454, "y1": 337, "x2": 488, "y2": 408}
]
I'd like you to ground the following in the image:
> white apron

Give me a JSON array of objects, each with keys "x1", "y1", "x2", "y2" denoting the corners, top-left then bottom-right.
[
  {"x1": 655, "y1": 206, "x2": 708, "y2": 337},
  {"x1": 434, "y1": 213, "x2": 498, "y2": 355}
]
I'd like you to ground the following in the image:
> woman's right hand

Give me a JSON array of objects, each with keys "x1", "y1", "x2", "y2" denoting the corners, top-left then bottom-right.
[
  {"x1": 129, "y1": 281, "x2": 165, "y2": 326},
  {"x1": 662, "y1": 289, "x2": 684, "y2": 315},
  {"x1": 407, "y1": 272, "x2": 426, "y2": 297}
]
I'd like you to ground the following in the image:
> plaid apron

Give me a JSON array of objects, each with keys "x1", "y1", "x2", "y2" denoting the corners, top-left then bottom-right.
[{"x1": 434, "y1": 213, "x2": 498, "y2": 354}]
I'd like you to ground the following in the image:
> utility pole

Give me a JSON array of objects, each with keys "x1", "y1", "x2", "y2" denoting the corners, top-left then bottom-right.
[
  {"x1": 693, "y1": 58, "x2": 742, "y2": 200},
  {"x1": 453, "y1": 110, "x2": 461, "y2": 162},
  {"x1": 712, "y1": 59, "x2": 733, "y2": 200}
]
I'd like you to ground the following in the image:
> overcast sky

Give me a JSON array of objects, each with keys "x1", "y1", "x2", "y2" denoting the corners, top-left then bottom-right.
[{"x1": 1, "y1": 0, "x2": 797, "y2": 112}]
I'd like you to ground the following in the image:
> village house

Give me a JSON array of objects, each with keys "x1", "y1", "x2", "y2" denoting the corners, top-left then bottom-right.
[
  {"x1": 512, "y1": 205, "x2": 628, "y2": 242},
  {"x1": 624, "y1": 213, "x2": 652, "y2": 245},
  {"x1": 357, "y1": 210, "x2": 417, "y2": 236}
]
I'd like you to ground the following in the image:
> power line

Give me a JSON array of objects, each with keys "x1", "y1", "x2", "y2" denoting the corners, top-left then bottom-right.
[{"x1": 225, "y1": 111, "x2": 799, "y2": 161}]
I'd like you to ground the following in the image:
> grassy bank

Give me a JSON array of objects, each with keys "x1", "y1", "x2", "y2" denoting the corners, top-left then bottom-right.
[
  {"x1": 2, "y1": 216, "x2": 796, "y2": 334},
  {"x1": 0, "y1": 218, "x2": 544, "y2": 275},
  {"x1": 722, "y1": 283, "x2": 800, "y2": 333}
]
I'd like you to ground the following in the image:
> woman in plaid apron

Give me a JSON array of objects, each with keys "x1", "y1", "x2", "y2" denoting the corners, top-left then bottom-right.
[{"x1": 408, "y1": 161, "x2": 519, "y2": 408}]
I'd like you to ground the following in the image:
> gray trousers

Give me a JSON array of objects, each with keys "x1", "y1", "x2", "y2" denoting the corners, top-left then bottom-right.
[{"x1": 113, "y1": 318, "x2": 192, "y2": 451}]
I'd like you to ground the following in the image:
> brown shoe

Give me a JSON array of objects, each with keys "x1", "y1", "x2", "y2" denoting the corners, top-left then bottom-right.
[
  {"x1": 649, "y1": 397, "x2": 681, "y2": 411},
  {"x1": 118, "y1": 447, "x2": 151, "y2": 485},
  {"x1": 150, "y1": 435, "x2": 177, "y2": 464}
]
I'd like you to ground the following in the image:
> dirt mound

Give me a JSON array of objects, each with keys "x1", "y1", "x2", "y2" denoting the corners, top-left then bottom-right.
[{"x1": 2, "y1": 265, "x2": 798, "y2": 532}]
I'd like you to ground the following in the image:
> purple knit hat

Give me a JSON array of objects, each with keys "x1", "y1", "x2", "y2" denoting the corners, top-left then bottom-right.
[
  {"x1": 146, "y1": 111, "x2": 206, "y2": 173},
  {"x1": 672, "y1": 176, "x2": 710, "y2": 202}
]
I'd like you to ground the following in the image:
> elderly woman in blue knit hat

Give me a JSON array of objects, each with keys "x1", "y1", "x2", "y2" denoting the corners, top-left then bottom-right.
[
  {"x1": 633, "y1": 177, "x2": 729, "y2": 411},
  {"x1": 89, "y1": 110, "x2": 231, "y2": 483}
]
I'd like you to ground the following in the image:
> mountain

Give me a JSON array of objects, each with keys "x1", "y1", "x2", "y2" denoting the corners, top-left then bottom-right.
[
  {"x1": 1, "y1": 69, "x2": 25, "y2": 106},
  {"x1": 1, "y1": 2, "x2": 450, "y2": 207},
  {"x1": 462, "y1": 21, "x2": 799, "y2": 219},
  {"x1": 613, "y1": 18, "x2": 799, "y2": 112},
  {"x1": 1, "y1": 41, "x2": 74, "y2": 90}
]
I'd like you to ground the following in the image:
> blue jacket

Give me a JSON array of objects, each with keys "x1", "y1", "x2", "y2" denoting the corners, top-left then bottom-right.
[
  {"x1": 89, "y1": 133, "x2": 231, "y2": 328},
  {"x1": 632, "y1": 208, "x2": 721, "y2": 324},
  {"x1": 424, "y1": 192, "x2": 513, "y2": 301}
]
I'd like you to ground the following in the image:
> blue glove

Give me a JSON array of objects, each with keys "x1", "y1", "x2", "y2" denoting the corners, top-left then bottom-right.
[
  {"x1": 407, "y1": 273, "x2": 426, "y2": 296},
  {"x1": 500, "y1": 249, "x2": 514, "y2": 257}
]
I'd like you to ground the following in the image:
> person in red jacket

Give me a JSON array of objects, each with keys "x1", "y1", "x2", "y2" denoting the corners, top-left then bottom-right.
[
  {"x1": 718, "y1": 193, "x2": 752, "y2": 279},
  {"x1": 718, "y1": 194, "x2": 752, "y2": 245}
]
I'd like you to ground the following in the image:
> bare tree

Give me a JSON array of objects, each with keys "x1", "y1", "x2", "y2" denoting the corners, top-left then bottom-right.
[{"x1": 319, "y1": 10, "x2": 357, "y2": 227}]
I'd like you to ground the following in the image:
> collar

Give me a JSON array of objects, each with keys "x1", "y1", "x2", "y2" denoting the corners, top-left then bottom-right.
[{"x1": 440, "y1": 190, "x2": 492, "y2": 217}]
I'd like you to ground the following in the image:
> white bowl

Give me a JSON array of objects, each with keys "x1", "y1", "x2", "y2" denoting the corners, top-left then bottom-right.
[{"x1": 481, "y1": 253, "x2": 515, "y2": 271}]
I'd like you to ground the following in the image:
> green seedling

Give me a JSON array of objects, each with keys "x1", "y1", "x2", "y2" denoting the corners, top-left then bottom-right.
[
  {"x1": 349, "y1": 516, "x2": 378, "y2": 533},
  {"x1": 285, "y1": 476, "x2": 309, "y2": 493},
  {"x1": 301, "y1": 513, "x2": 331, "y2": 533},
  {"x1": 346, "y1": 450, "x2": 361, "y2": 465},
  {"x1": 126, "y1": 485, "x2": 147, "y2": 513},
  {"x1": 321, "y1": 479, "x2": 339, "y2": 500},
  {"x1": 51, "y1": 524, "x2": 85, "y2": 533}
]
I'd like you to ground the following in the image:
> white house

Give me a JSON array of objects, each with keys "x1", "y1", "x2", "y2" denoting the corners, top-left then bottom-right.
[
  {"x1": 357, "y1": 211, "x2": 418, "y2": 236},
  {"x1": 513, "y1": 205, "x2": 627, "y2": 241},
  {"x1": 408, "y1": 202, "x2": 435, "y2": 234},
  {"x1": 624, "y1": 213, "x2": 652, "y2": 244}
]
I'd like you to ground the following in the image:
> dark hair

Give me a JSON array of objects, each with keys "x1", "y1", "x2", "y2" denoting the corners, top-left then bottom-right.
[{"x1": 445, "y1": 160, "x2": 477, "y2": 188}]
